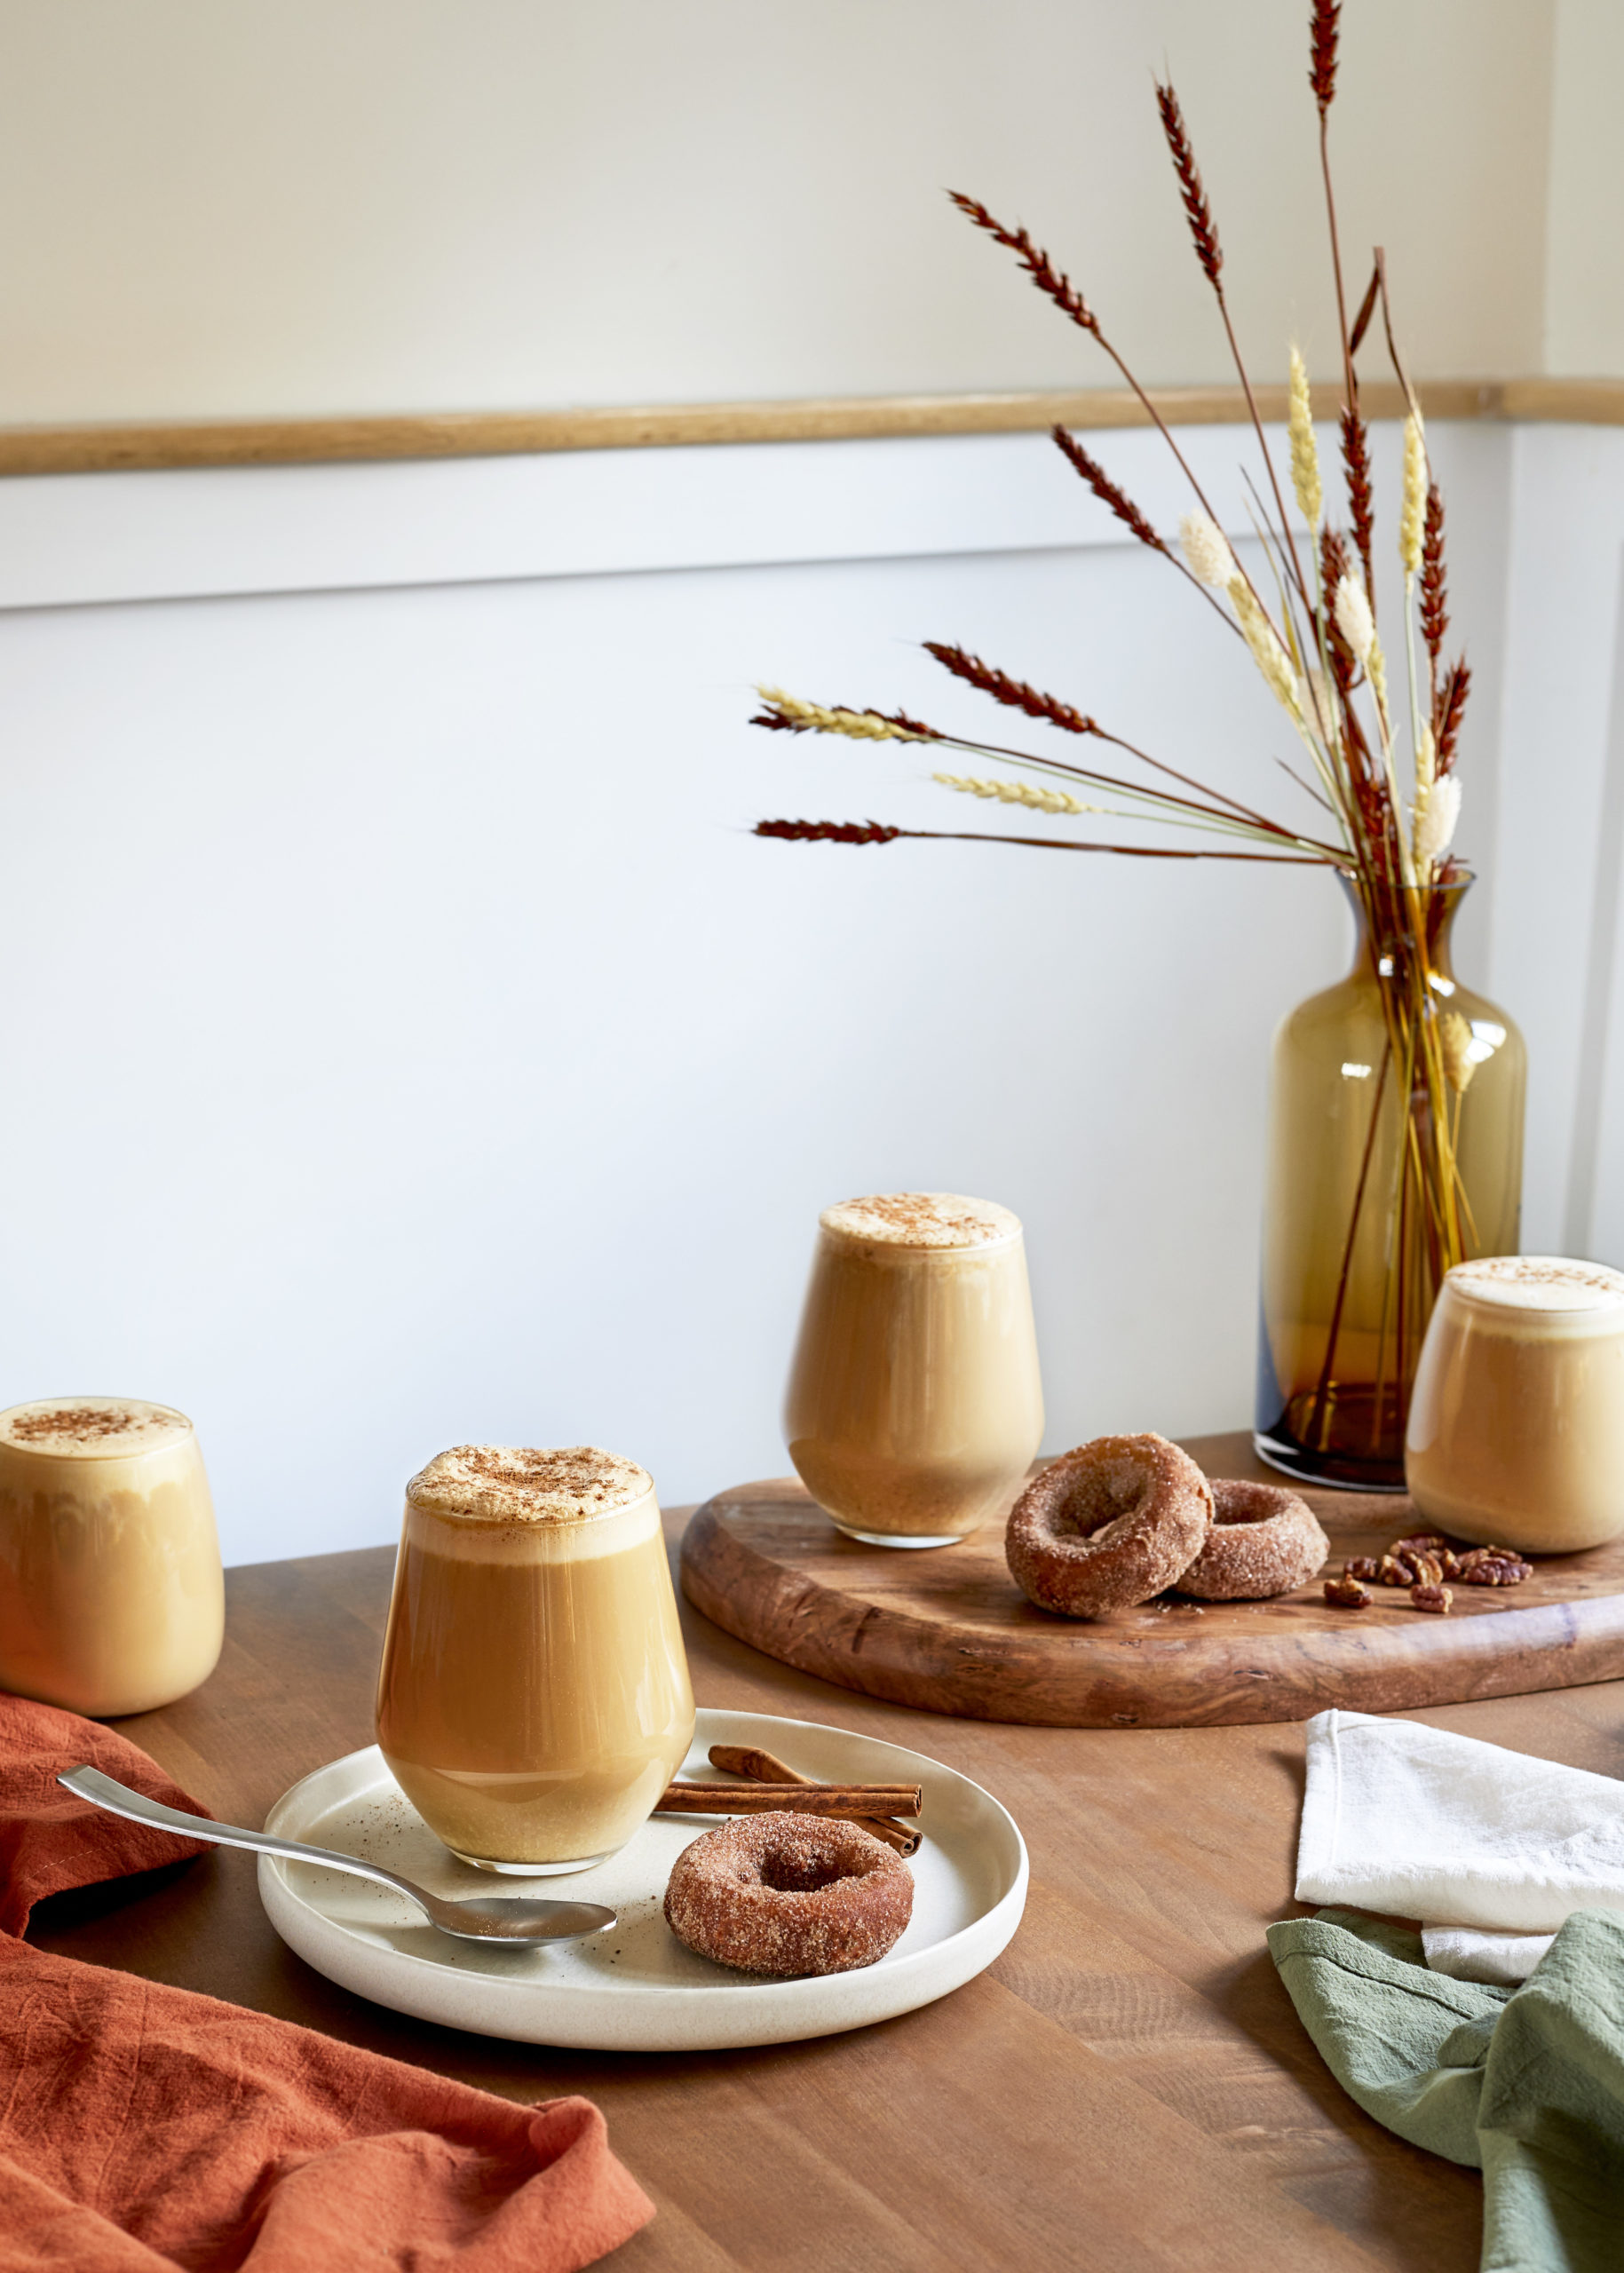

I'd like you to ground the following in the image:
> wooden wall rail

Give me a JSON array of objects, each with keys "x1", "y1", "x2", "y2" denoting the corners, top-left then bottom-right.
[{"x1": 0, "y1": 376, "x2": 1618, "y2": 477}]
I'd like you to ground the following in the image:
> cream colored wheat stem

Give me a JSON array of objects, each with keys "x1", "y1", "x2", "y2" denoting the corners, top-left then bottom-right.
[
  {"x1": 755, "y1": 687, "x2": 929, "y2": 743},
  {"x1": 915, "y1": 725, "x2": 1341, "y2": 856},
  {"x1": 932, "y1": 772, "x2": 1090, "y2": 816},
  {"x1": 1246, "y1": 502, "x2": 1354, "y2": 853},
  {"x1": 933, "y1": 764, "x2": 1328, "y2": 854}
]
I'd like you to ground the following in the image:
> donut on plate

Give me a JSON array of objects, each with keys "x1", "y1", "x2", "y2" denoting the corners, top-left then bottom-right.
[
  {"x1": 1004, "y1": 1433, "x2": 1212, "y2": 1617},
  {"x1": 1176, "y1": 1477, "x2": 1328, "y2": 1600},
  {"x1": 664, "y1": 1811, "x2": 913, "y2": 1977}
]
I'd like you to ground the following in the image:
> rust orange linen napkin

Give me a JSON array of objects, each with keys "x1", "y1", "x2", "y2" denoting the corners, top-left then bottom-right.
[{"x1": 0, "y1": 1693, "x2": 654, "y2": 2272}]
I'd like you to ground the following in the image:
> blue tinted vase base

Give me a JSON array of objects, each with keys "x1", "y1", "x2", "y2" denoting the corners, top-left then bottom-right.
[{"x1": 1251, "y1": 1429, "x2": 1409, "y2": 1495}]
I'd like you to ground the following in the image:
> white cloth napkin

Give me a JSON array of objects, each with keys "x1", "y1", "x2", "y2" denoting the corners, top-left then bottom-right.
[
  {"x1": 1419, "y1": 1925, "x2": 1553, "y2": 1985},
  {"x1": 1295, "y1": 1707, "x2": 1624, "y2": 1984}
]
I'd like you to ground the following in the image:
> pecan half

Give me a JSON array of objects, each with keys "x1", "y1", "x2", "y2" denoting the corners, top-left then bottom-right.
[
  {"x1": 1325, "y1": 1575, "x2": 1372, "y2": 1609},
  {"x1": 1457, "y1": 1550, "x2": 1533, "y2": 1587},
  {"x1": 1410, "y1": 1582, "x2": 1454, "y2": 1614},
  {"x1": 1343, "y1": 1556, "x2": 1382, "y2": 1582},
  {"x1": 1376, "y1": 1554, "x2": 1412, "y2": 1587},
  {"x1": 1391, "y1": 1532, "x2": 1449, "y2": 1557},
  {"x1": 1407, "y1": 1550, "x2": 1445, "y2": 1588}
]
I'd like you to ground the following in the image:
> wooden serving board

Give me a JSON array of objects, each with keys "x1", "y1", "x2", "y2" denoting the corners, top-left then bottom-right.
[{"x1": 678, "y1": 1431, "x2": 1624, "y2": 1728}]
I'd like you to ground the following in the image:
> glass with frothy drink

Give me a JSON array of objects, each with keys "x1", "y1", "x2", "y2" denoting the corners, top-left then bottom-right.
[
  {"x1": 0, "y1": 1398, "x2": 224, "y2": 1716},
  {"x1": 1406, "y1": 1256, "x2": 1624, "y2": 1552},
  {"x1": 783, "y1": 1192, "x2": 1045, "y2": 1547},
  {"x1": 376, "y1": 1445, "x2": 695, "y2": 1873}
]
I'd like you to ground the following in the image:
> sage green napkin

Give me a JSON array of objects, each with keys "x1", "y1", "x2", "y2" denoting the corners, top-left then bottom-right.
[{"x1": 1268, "y1": 1906, "x2": 1624, "y2": 2272}]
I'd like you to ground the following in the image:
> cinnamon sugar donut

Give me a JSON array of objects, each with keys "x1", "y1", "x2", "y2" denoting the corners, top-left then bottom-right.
[
  {"x1": 664, "y1": 1812, "x2": 914, "y2": 1977},
  {"x1": 1005, "y1": 1433, "x2": 1213, "y2": 1617},
  {"x1": 1176, "y1": 1478, "x2": 1329, "y2": 1600}
]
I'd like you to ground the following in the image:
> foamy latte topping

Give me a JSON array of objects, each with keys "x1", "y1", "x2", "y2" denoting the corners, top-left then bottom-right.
[
  {"x1": 1449, "y1": 1255, "x2": 1624, "y2": 1313},
  {"x1": 0, "y1": 1398, "x2": 192, "y2": 1457},
  {"x1": 407, "y1": 1444, "x2": 654, "y2": 1524},
  {"x1": 820, "y1": 1192, "x2": 1020, "y2": 1249}
]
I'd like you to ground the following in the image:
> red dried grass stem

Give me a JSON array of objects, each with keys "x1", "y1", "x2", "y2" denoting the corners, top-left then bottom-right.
[
  {"x1": 922, "y1": 641, "x2": 1300, "y2": 837},
  {"x1": 1050, "y1": 425, "x2": 1240, "y2": 630},
  {"x1": 1310, "y1": 0, "x2": 1341, "y2": 115},
  {"x1": 1312, "y1": 3, "x2": 1359, "y2": 423},
  {"x1": 755, "y1": 820, "x2": 1326, "y2": 864},
  {"x1": 1349, "y1": 265, "x2": 1381, "y2": 358},
  {"x1": 946, "y1": 193, "x2": 1100, "y2": 337},
  {"x1": 1374, "y1": 249, "x2": 1425, "y2": 431},
  {"x1": 1340, "y1": 408, "x2": 1376, "y2": 601},
  {"x1": 948, "y1": 190, "x2": 1233, "y2": 547},
  {"x1": 755, "y1": 820, "x2": 901, "y2": 844},
  {"x1": 922, "y1": 642, "x2": 1096, "y2": 736},
  {"x1": 1434, "y1": 662, "x2": 1470, "y2": 775},
  {"x1": 1420, "y1": 485, "x2": 1448, "y2": 673},
  {"x1": 1319, "y1": 527, "x2": 1361, "y2": 710},
  {"x1": 1154, "y1": 81, "x2": 1222, "y2": 290},
  {"x1": 1155, "y1": 79, "x2": 1307, "y2": 599},
  {"x1": 1050, "y1": 426, "x2": 1168, "y2": 554}
]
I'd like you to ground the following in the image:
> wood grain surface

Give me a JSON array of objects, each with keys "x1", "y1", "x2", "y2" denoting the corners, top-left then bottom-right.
[
  {"x1": 680, "y1": 1437, "x2": 1624, "y2": 1728},
  {"x1": 29, "y1": 1430, "x2": 1624, "y2": 2269}
]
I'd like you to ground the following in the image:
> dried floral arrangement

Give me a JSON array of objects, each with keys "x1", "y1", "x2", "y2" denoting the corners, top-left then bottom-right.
[
  {"x1": 749, "y1": 2, "x2": 1485, "y2": 1442},
  {"x1": 754, "y1": 10, "x2": 1465, "y2": 895}
]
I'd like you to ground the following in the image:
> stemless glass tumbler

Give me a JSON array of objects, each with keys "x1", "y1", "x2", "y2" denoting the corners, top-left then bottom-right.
[
  {"x1": 783, "y1": 1192, "x2": 1044, "y2": 1548},
  {"x1": 376, "y1": 1444, "x2": 695, "y2": 1873},
  {"x1": 0, "y1": 1397, "x2": 225, "y2": 1717},
  {"x1": 1406, "y1": 1256, "x2": 1624, "y2": 1553}
]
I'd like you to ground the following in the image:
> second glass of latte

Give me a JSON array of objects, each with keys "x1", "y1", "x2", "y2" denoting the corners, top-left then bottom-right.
[
  {"x1": 1406, "y1": 1256, "x2": 1624, "y2": 1552},
  {"x1": 783, "y1": 1192, "x2": 1045, "y2": 1547},
  {"x1": 376, "y1": 1445, "x2": 694, "y2": 1873}
]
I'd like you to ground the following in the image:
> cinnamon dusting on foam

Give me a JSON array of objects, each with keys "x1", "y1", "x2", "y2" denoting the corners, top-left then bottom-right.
[
  {"x1": 0, "y1": 1398, "x2": 191, "y2": 1455},
  {"x1": 819, "y1": 1192, "x2": 1019, "y2": 1250},
  {"x1": 1449, "y1": 1255, "x2": 1624, "y2": 1315},
  {"x1": 407, "y1": 1444, "x2": 654, "y2": 1525}
]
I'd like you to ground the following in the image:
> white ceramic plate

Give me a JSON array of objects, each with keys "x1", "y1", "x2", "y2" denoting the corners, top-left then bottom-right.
[{"x1": 257, "y1": 1707, "x2": 1026, "y2": 2050}]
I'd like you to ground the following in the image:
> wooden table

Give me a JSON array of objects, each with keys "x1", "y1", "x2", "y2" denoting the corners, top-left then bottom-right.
[{"x1": 30, "y1": 1433, "x2": 1624, "y2": 2271}]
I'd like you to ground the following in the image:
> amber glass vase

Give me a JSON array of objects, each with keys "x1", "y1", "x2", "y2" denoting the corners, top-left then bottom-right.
[{"x1": 1255, "y1": 878, "x2": 1525, "y2": 1490}]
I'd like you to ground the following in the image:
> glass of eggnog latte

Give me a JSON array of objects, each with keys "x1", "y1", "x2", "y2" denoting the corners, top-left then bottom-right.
[
  {"x1": 376, "y1": 1445, "x2": 695, "y2": 1873},
  {"x1": 1406, "y1": 1256, "x2": 1624, "y2": 1552},
  {"x1": 0, "y1": 1398, "x2": 224, "y2": 1716},
  {"x1": 783, "y1": 1192, "x2": 1045, "y2": 1547}
]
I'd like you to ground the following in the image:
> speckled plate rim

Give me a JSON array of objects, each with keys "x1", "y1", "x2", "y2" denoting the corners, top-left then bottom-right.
[{"x1": 257, "y1": 1707, "x2": 1028, "y2": 2050}]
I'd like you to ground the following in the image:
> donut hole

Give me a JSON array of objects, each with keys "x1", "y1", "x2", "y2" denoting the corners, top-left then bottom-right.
[
  {"x1": 1043, "y1": 1455, "x2": 1155, "y2": 1546},
  {"x1": 756, "y1": 1849, "x2": 850, "y2": 1895},
  {"x1": 1209, "y1": 1482, "x2": 1287, "y2": 1531}
]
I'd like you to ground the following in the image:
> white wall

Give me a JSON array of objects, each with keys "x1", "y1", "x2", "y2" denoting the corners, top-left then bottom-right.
[
  {"x1": 0, "y1": 0, "x2": 1553, "y2": 422},
  {"x1": 1492, "y1": 424, "x2": 1624, "y2": 1259},
  {"x1": 3, "y1": 411, "x2": 1601, "y2": 1568},
  {"x1": 1543, "y1": 0, "x2": 1624, "y2": 376}
]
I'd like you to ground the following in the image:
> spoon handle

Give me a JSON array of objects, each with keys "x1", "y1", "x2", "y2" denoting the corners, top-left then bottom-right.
[{"x1": 58, "y1": 1764, "x2": 430, "y2": 1914}]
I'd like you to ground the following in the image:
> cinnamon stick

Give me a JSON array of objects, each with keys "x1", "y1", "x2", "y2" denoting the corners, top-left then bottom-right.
[
  {"x1": 654, "y1": 1782, "x2": 920, "y2": 1818},
  {"x1": 706, "y1": 1744, "x2": 923, "y2": 1857}
]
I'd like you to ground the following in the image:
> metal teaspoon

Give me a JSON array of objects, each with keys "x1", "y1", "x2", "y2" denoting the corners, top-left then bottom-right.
[{"x1": 58, "y1": 1764, "x2": 618, "y2": 1947}]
